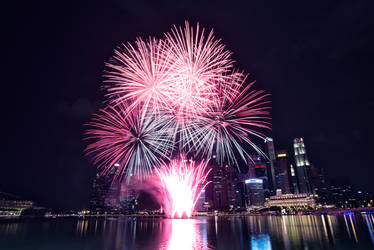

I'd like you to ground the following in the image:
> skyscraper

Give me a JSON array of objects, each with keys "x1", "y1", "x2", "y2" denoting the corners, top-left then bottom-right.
[
  {"x1": 289, "y1": 164, "x2": 300, "y2": 194},
  {"x1": 90, "y1": 173, "x2": 108, "y2": 213},
  {"x1": 248, "y1": 155, "x2": 269, "y2": 197},
  {"x1": 293, "y1": 138, "x2": 314, "y2": 194},
  {"x1": 226, "y1": 165, "x2": 250, "y2": 210},
  {"x1": 245, "y1": 178, "x2": 265, "y2": 206},
  {"x1": 275, "y1": 150, "x2": 291, "y2": 193},
  {"x1": 265, "y1": 137, "x2": 277, "y2": 194},
  {"x1": 195, "y1": 185, "x2": 207, "y2": 212},
  {"x1": 212, "y1": 165, "x2": 229, "y2": 209},
  {"x1": 119, "y1": 180, "x2": 138, "y2": 214},
  {"x1": 90, "y1": 163, "x2": 123, "y2": 214}
]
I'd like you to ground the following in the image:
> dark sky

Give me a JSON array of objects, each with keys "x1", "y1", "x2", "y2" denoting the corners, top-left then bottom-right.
[{"x1": 2, "y1": 0, "x2": 374, "y2": 210}]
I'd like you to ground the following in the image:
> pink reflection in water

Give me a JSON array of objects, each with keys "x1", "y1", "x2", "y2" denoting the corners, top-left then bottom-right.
[{"x1": 161, "y1": 219, "x2": 209, "y2": 250}]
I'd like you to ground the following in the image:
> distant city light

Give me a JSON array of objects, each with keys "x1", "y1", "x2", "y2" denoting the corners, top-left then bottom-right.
[
  {"x1": 245, "y1": 179, "x2": 263, "y2": 184},
  {"x1": 277, "y1": 153, "x2": 287, "y2": 158},
  {"x1": 254, "y1": 165, "x2": 266, "y2": 169},
  {"x1": 264, "y1": 137, "x2": 273, "y2": 142}
]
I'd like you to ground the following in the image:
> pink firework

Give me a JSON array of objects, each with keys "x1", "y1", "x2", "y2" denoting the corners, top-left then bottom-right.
[
  {"x1": 192, "y1": 73, "x2": 271, "y2": 166},
  {"x1": 85, "y1": 21, "x2": 272, "y2": 184},
  {"x1": 164, "y1": 21, "x2": 234, "y2": 116},
  {"x1": 105, "y1": 37, "x2": 174, "y2": 114},
  {"x1": 105, "y1": 22, "x2": 234, "y2": 117},
  {"x1": 155, "y1": 157, "x2": 211, "y2": 218},
  {"x1": 85, "y1": 102, "x2": 173, "y2": 182}
]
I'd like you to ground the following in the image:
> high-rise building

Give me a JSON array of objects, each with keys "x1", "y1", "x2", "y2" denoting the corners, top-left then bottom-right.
[
  {"x1": 248, "y1": 155, "x2": 269, "y2": 197},
  {"x1": 316, "y1": 167, "x2": 328, "y2": 198},
  {"x1": 234, "y1": 182, "x2": 246, "y2": 209},
  {"x1": 212, "y1": 165, "x2": 229, "y2": 209},
  {"x1": 90, "y1": 173, "x2": 111, "y2": 213},
  {"x1": 90, "y1": 163, "x2": 124, "y2": 214},
  {"x1": 245, "y1": 178, "x2": 265, "y2": 206},
  {"x1": 310, "y1": 165, "x2": 320, "y2": 194},
  {"x1": 103, "y1": 165, "x2": 122, "y2": 213},
  {"x1": 293, "y1": 138, "x2": 314, "y2": 194},
  {"x1": 275, "y1": 150, "x2": 291, "y2": 193},
  {"x1": 265, "y1": 138, "x2": 277, "y2": 194},
  {"x1": 119, "y1": 181, "x2": 138, "y2": 214},
  {"x1": 196, "y1": 185, "x2": 207, "y2": 212},
  {"x1": 226, "y1": 165, "x2": 237, "y2": 209},
  {"x1": 289, "y1": 164, "x2": 299, "y2": 194},
  {"x1": 226, "y1": 165, "x2": 250, "y2": 210}
]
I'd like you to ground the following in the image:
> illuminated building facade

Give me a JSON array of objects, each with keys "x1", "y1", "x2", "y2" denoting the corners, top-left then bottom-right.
[
  {"x1": 226, "y1": 165, "x2": 250, "y2": 209},
  {"x1": 264, "y1": 193, "x2": 316, "y2": 210},
  {"x1": 0, "y1": 192, "x2": 46, "y2": 218},
  {"x1": 265, "y1": 137, "x2": 277, "y2": 194},
  {"x1": 196, "y1": 185, "x2": 207, "y2": 212},
  {"x1": 90, "y1": 173, "x2": 110, "y2": 213},
  {"x1": 248, "y1": 155, "x2": 269, "y2": 197},
  {"x1": 210, "y1": 162, "x2": 257, "y2": 210},
  {"x1": 120, "y1": 181, "x2": 138, "y2": 214},
  {"x1": 275, "y1": 150, "x2": 291, "y2": 194},
  {"x1": 245, "y1": 178, "x2": 265, "y2": 206},
  {"x1": 226, "y1": 165, "x2": 237, "y2": 209},
  {"x1": 212, "y1": 165, "x2": 229, "y2": 209},
  {"x1": 289, "y1": 164, "x2": 300, "y2": 194},
  {"x1": 293, "y1": 138, "x2": 314, "y2": 194},
  {"x1": 90, "y1": 163, "x2": 123, "y2": 214}
]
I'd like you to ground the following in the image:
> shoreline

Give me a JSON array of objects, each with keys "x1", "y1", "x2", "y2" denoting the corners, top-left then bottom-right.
[{"x1": 1, "y1": 207, "x2": 373, "y2": 222}]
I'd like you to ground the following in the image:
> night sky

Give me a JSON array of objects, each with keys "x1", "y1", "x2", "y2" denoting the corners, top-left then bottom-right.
[{"x1": 2, "y1": 0, "x2": 374, "y2": 210}]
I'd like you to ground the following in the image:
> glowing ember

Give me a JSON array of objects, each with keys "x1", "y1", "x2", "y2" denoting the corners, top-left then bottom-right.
[{"x1": 155, "y1": 157, "x2": 211, "y2": 218}]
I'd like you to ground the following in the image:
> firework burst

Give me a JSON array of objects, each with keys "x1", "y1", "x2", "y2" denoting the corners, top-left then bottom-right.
[
  {"x1": 155, "y1": 157, "x2": 211, "y2": 218},
  {"x1": 191, "y1": 73, "x2": 271, "y2": 166},
  {"x1": 164, "y1": 21, "x2": 234, "y2": 115},
  {"x1": 104, "y1": 37, "x2": 174, "y2": 114},
  {"x1": 85, "y1": 102, "x2": 173, "y2": 181},
  {"x1": 85, "y1": 21, "x2": 271, "y2": 184}
]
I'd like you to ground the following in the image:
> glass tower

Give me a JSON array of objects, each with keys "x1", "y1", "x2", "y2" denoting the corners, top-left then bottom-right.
[
  {"x1": 293, "y1": 138, "x2": 314, "y2": 194},
  {"x1": 264, "y1": 137, "x2": 277, "y2": 194}
]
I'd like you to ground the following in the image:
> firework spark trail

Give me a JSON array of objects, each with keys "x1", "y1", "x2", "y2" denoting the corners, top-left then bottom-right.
[
  {"x1": 164, "y1": 21, "x2": 234, "y2": 116},
  {"x1": 105, "y1": 22, "x2": 234, "y2": 116},
  {"x1": 190, "y1": 73, "x2": 272, "y2": 166},
  {"x1": 155, "y1": 157, "x2": 211, "y2": 218},
  {"x1": 105, "y1": 37, "x2": 175, "y2": 114},
  {"x1": 85, "y1": 21, "x2": 271, "y2": 183},
  {"x1": 85, "y1": 102, "x2": 174, "y2": 181}
]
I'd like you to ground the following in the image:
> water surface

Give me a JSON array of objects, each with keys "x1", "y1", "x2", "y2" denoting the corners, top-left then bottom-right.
[{"x1": 1, "y1": 214, "x2": 374, "y2": 249}]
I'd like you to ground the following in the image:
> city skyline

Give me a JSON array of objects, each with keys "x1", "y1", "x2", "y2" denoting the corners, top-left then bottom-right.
[
  {"x1": 2, "y1": 0, "x2": 374, "y2": 210},
  {"x1": 86, "y1": 136, "x2": 373, "y2": 213}
]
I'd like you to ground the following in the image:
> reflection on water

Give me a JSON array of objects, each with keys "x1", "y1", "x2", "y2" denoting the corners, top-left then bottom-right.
[
  {"x1": 164, "y1": 219, "x2": 206, "y2": 250},
  {"x1": 364, "y1": 214, "x2": 374, "y2": 245},
  {"x1": 1, "y1": 214, "x2": 374, "y2": 250},
  {"x1": 250, "y1": 234, "x2": 272, "y2": 250}
]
